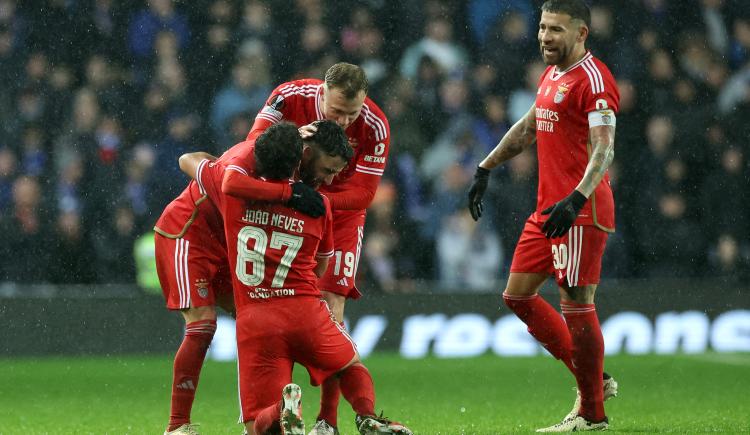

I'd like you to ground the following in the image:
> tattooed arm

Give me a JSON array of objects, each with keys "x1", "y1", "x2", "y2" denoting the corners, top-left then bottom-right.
[
  {"x1": 575, "y1": 124, "x2": 616, "y2": 197},
  {"x1": 479, "y1": 104, "x2": 537, "y2": 169}
]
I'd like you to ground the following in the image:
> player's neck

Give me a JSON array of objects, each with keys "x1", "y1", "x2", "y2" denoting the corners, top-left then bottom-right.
[{"x1": 556, "y1": 45, "x2": 588, "y2": 72}]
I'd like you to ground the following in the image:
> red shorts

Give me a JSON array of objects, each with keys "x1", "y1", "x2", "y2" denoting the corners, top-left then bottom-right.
[
  {"x1": 154, "y1": 231, "x2": 233, "y2": 310},
  {"x1": 236, "y1": 297, "x2": 357, "y2": 421},
  {"x1": 510, "y1": 214, "x2": 609, "y2": 287},
  {"x1": 317, "y1": 210, "x2": 365, "y2": 299}
]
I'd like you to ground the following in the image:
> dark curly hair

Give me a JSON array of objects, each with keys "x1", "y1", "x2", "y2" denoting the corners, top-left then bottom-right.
[
  {"x1": 306, "y1": 120, "x2": 353, "y2": 162},
  {"x1": 254, "y1": 122, "x2": 302, "y2": 179}
]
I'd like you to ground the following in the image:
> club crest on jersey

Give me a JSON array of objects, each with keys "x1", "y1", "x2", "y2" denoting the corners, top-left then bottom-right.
[
  {"x1": 348, "y1": 137, "x2": 358, "y2": 149},
  {"x1": 554, "y1": 84, "x2": 570, "y2": 104},
  {"x1": 195, "y1": 278, "x2": 209, "y2": 298}
]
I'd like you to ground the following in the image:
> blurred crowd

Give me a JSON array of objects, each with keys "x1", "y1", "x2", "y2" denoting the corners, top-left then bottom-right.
[{"x1": 1, "y1": 0, "x2": 749, "y2": 292}]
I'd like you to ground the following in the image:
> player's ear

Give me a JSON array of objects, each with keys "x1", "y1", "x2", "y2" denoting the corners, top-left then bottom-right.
[
  {"x1": 577, "y1": 23, "x2": 588, "y2": 43},
  {"x1": 301, "y1": 143, "x2": 314, "y2": 163}
]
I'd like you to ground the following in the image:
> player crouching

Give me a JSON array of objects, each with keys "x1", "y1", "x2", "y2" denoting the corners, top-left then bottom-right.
[{"x1": 185, "y1": 121, "x2": 411, "y2": 435}]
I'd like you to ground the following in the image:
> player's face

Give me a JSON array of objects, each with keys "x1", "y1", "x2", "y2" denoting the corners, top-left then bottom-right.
[
  {"x1": 538, "y1": 11, "x2": 586, "y2": 68},
  {"x1": 321, "y1": 86, "x2": 366, "y2": 130},
  {"x1": 300, "y1": 147, "x2": 348, "y2": 189}
]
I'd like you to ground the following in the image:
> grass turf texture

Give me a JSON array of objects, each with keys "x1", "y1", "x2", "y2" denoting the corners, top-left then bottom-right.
[{"x1": 1, "y1": 353, "x2": 748, "y2": 434}]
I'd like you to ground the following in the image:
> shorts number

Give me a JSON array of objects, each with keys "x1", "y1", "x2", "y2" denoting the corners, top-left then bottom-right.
[
  {"x1": 552, "y1": 243, "x2": 568, "y2": 270},
  {"x1": 236, "y1": 226, "x2": 303, "y2": 287},
  {"x1": 333, "y1": 250, "x2": 355, "y2": 277}
]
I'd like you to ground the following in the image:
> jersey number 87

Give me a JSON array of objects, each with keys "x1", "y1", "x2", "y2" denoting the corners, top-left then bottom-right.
[{"x1": 236, "y1": 225, "x2": 303, "y2": 287}]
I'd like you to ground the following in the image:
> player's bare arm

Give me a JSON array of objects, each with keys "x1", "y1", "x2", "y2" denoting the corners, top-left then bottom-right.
[
  {"x1": 178, "y1": 152, "x2": 217, "y2": 178},
  {"x1": 541, "y1": 124, "x2": 616, "y2": 238},
  {"x1": 479, "y1": 104, "x2": 537, "y2": 170},
  {"x1": 575, "y1": 124, "x2": 616, "y2": 197}
]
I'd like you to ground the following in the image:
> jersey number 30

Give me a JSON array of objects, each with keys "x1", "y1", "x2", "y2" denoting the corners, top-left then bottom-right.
[{"x1": 236, "y1": 226, "x2": 303, "y2": 287}]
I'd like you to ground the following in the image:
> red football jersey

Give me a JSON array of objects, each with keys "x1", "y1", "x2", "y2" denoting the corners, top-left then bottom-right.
[
  {"x1": 195, "y1": 159, "x2": 334, "y2": 312},
  {"x1": 533, "y1": 52, "x2": 619, "y2": 231},
  {"x1": 246, "y1": 78, "x2": 390, "y2": 212},
  {"x1": 153, "y1": 140, "x2": 288, "y2": 246},
  {"x1": 153, "y1": 180, "x2": 225, "y2": 242}
]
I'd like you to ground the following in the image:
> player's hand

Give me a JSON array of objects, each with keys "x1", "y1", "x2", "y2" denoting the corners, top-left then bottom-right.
[
  {"x1": 298, "y1": 123, "x2": 318, "y2": 139},
  {"x1": 540, "y1": 190, "x2": 587, "y2": 238},
  {"x1": 288, "y1": 182, "x2": 325, "y2": 217},
  {"x1": 467, "y1": 166, "x2": 490, "y2": 221}
]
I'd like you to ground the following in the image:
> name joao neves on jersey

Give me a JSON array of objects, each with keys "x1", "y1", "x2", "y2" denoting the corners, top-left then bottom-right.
[{"x1": 242, "y1": 208, "x2": 305, "y2": 234}]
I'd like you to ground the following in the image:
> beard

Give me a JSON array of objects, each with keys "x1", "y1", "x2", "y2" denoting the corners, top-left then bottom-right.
[
  {"x1": 539, "y1": 44, "x2": 571, "y2": 66},
  {"x1": 299, "y1": 161, "x2": 320, "y2": 189}
]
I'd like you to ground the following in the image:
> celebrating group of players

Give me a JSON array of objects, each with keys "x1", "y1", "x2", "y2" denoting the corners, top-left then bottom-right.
[
  {"x1": 154, "y1": 0, "x2": 620, "y2": 433},
  {"x1": 155, "y1": 62, "x2": 409, "y2": 435}
]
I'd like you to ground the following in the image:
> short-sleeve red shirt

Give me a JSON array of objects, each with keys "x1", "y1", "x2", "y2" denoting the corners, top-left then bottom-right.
[
  {"x1": 246, "y1": 79, "x2": 390, "y2": 213},
  {"x1": 533, "y1": 52, "x2": 620, "y2": 231},
  {"x1": 195, "y1": 159, "x2": 334, "y2": 313}
]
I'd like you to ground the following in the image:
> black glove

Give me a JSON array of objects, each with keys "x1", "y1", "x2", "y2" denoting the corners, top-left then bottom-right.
[
  {"x1": 287, "y1": 182, "x2": 325, "y2": 217},
  {"x1": 467, "y1": 166, "x2": 491, "y2": 221},
  {"x1": 541, "y1": 190, "x2": 587, "y2": 238}
]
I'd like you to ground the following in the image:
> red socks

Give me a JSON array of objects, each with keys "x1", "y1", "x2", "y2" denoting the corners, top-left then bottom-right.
[
  {"x1": 339, "y1": 363, "x2": 375, "y2": 417},
  {"x1": 316, "y1": 322, "x2": 345, "y2": 426},
  {"x1": 317, "y1": 374, "x2": 341, "y2": 426},
  {"x1": 562, "y1": 301, "x2": 606, "y2": 422},
  {"x1": 253, "y1": 402, "x2": 281, "y2": 434},
  {"x1": 503, "y1": 293, "x2": 576, "y2": 374},
  {"x1": 168, "y1": 319, "x2": 217, "y2": 431}
]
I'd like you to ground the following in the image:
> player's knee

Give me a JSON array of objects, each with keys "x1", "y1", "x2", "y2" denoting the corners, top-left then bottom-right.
[
  {"x1": 559, "y1": 285, "x2": 597, "y2": 304},
  {"x1": 181, "y1": 305, "x2": 217, "y2": 323}
]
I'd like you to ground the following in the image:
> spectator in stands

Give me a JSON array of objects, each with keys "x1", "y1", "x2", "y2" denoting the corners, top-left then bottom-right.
[
  {"x1": 0, "y1": 146, "x2": 16, "y2": 210},
  {"x1": 480, "y1": 10, "x2": 535, "y2": 94},
  {"x1": 128, "y1": 0, "x2": 189, "y2": 62},
  {"x1": 507, "y1": 60, "x2": 546, "y2": 123},
  {"x1": 91, "y1": 201, "x2": 138, "y2": 284},
  {"x1": 49, "y1": 210, "x2": 95, "y2": 284},
  {"x1": 728, "y1": 15, "x2": 750, "y2": 69},
  {"x1": 0, "y1": 176, "x2": 52, "y2": 283},
  {"x1": 642, "y1": 189, "x2": 706, "y2": 277},
  {"x1": 707, "y1": 233, "x2": 750, "y2": 281},
  {"x1": 399, "y1": 16, "x2": 469, "y2": 80},
  {"x1": 701, "y1": 146, "x2": 749, "y2": 240},
  {"x1": 486, "y1": 147, "x2": 536, "y2": 266},
  {"x1": 210, "y1": 56, "x2": 271, "y2": 147},
  {"x1": 436, "y1": 205, "x2": 502, "y2": 292}
]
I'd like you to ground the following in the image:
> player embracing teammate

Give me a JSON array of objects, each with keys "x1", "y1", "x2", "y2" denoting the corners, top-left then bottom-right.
[
  {"x1": 155, "y1": 62, "x2": 402, "y2": 434},
  {"x1": 244, "y1": 62, "x2": 390, "y2": 435},
  {"x1": 469, "y1": 0, "x2": 620, "y2": 432},
  {"x1": 187, "y1": 122, "x2": 410, "y2": 435}
]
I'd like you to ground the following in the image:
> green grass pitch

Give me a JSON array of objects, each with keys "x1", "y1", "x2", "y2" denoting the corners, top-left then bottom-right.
[{"x1": 2, "y1": 353, "x2": 748, "y2": 434}]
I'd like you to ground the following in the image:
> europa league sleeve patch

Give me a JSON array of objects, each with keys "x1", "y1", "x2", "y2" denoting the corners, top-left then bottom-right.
[
  {"x1": 261, "y1": 94, "x2": 285, "y2": 120},
  {"x1": 267, "y1": 94, "x2": 285, "y2": 110}
]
